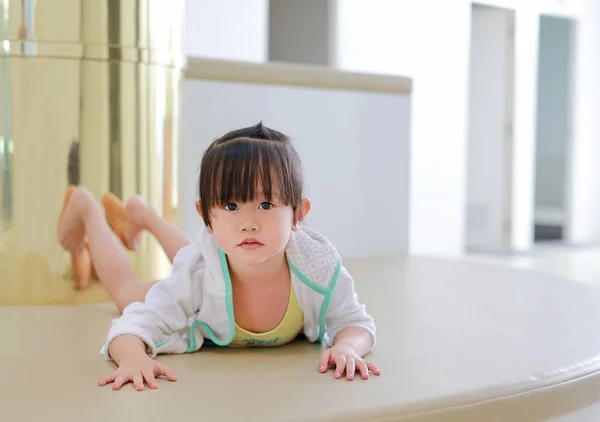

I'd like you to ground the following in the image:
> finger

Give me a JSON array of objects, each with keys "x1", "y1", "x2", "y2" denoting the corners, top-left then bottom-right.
[
  {"x1": 356, "y1": 360, "x2": 370, "y2": 380},
  {"x1": 133, "y1": 375, "x2": 144, "y2": 391},
  {"x1": 143, "y1": 369, "x2": 158, "y2": 389},
  {"x1": 366, "y1": 361, "x2": 381, "y2": 375},
  {"x1": 335, "y1": 356, "x2": 346, "y2": 379},
  {"x1": 156, "y1": 364, "x2": 178, "y2": 382},
  {"x1": 318, "y1": 350, "x2": 331, "y2": 373},
  {"x1": 345, "y1": 357, "x2": 356, "y2": 381},
  {"x1": 98, "y1": 372, "x2": 118, "y2": 386},
  {"x1": 112, "y1": 374, "x2": 130, "y2": 390}
]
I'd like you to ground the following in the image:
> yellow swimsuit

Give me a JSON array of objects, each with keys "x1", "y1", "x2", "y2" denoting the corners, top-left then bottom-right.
[{"x1": 228, "y1": 284, "x2": 304, "y2": 347}]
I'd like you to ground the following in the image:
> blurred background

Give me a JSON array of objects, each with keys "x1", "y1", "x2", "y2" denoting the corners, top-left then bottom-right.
[
  {"x1": 183, "y1": 0, "x2": 600, "y2": 287},
  {"x1": 2, "y1": 0, "x2": 600, "y2": 304}
]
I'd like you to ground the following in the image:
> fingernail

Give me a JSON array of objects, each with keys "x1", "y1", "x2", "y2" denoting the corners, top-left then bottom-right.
[{"x1": 319, "y1": 365, "x2": 325, "y2": 371}]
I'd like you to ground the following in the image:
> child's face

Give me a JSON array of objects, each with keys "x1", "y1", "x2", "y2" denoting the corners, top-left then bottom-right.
[{"x1": 202, "y1": 191, "x2": 305, "y2": 268}]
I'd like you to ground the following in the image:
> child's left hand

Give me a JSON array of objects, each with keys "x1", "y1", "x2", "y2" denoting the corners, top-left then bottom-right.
[{"x1": 318, "y1": 343, "x2": 380, "y2": 380}]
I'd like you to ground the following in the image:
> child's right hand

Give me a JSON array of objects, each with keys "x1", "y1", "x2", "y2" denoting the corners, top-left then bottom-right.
[{"x1": 98, "y1": 354, "x2": 177, "y2": 391}]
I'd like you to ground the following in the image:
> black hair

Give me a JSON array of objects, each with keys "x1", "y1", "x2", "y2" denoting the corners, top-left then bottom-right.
[{"x1": 198, "y1": 122, "x2": 304, "y2": 228}]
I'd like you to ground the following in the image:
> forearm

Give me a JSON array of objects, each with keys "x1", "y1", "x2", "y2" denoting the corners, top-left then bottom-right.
[
  {"x1": 108, "y1": 334, "x2": 149, "y2": 364},
  {"x1": 333, "y1": 326, "x2": 373, "y2": 357}
]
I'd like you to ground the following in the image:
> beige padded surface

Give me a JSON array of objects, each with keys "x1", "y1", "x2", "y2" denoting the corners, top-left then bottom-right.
[{"x1": 3, "y1": 256, "x2": 600, "y2": 422}]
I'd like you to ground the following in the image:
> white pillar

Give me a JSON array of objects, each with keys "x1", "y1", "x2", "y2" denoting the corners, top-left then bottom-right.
[
  {"x1": 184, "y1": 0, "x2": 268, "y2": 62},
  {"x1": 508, "y1": 9, "x2": 539, "y2": 251},
  {"x1": 335, "y1": 0, "x2": 472, "y2": 256},
  {"x1": 564, "y1": 0, "x2": 600, "y2": 244}
]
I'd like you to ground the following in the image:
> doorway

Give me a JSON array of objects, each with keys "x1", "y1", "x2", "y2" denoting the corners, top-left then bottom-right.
[
  {"x1": 533, "y1": 15, "x2": 576, "y2": 244},
  {"x1": 465, "y1": 4, "x2": 515, "y2": 253}
]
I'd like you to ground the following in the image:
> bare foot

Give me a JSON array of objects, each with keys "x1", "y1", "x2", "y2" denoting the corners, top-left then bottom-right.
[
  {"x1": 58, "y1": 186, "x2": 94, "y2": 289},
  {"x1": 57, "y1": 185, "x2": 77, "y2": 240},
  {"x1": 124, "y1": 195, "x2": 151, "y2": 251},
  {"x1": 102, "y1": 192, "x2": 128, "y2": 248},
  {"x1": 58, "y1": 188, "x2": 92, "y2": 254}
]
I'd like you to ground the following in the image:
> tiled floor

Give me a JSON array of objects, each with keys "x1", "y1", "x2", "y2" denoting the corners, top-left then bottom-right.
[{"x1": 462, "y1": 243, "x2": 600, "y2": 289}]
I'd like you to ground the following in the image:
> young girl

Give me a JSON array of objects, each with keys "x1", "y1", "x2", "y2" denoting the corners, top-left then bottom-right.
[{"x1": 58, "y1": 122, "x2": 379, "y2": 391}]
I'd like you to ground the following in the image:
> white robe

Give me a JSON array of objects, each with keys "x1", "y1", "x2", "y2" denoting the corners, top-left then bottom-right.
[{"x1": 100, "y1": 226, "x2": 376, "y2": 359}]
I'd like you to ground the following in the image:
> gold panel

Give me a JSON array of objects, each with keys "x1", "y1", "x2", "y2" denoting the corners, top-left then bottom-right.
[{"x1": 0, "y1": 0, "x2": 186, "y2": 304}]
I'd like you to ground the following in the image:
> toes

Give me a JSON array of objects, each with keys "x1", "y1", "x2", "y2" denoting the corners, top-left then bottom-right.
[{"x1": 102, "y1": 192, "x2": 128, "y2": 245}]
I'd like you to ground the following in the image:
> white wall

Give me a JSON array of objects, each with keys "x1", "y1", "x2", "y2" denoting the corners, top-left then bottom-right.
[
  {"x1": 334, "y1": 0, "x2": 472, "y2": 256},
  {"x1": 181, "y1": 0, "x2": 600, "y2": 253},
  {"x1": 565, "y1": 0, "x2": 600, "y2": 245},
  {"x1": 182, "y1": 79, "x2": 411, "y2": 259},
  {"x1": 334, "y1": 0, "x2": 418, "y2": 76},
  {"x1": 332, "y1": 0, "x2": 600, "y2": 254},
  {"x1": 466, "y1": 6, "x2": 514, "y2": 252},
  {"x1": 185, "y1": 0, "x2": 268, "y2": 62},
  {"x1": 473, "y1": 0, "x2": 583, "y2": 17}
]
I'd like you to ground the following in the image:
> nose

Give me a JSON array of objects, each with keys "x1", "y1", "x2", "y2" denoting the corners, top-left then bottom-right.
[{"x1": 239, "y1": 212, "x2": 259, "y2": 232}]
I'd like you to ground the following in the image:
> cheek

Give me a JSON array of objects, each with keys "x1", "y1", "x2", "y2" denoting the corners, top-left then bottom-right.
[
  {"x1": 270, "y1": 208, "x2": 294, "y2": 226},
  {"x1": 209, "y1": 214, "x2": 235, "y2": 242},
  {"x1": 267, "y1": 210, "x2": 295, "y2": 239}
]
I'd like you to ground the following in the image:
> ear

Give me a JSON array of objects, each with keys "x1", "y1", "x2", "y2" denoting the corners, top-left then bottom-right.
[
  {"x1": 196, "y1": 201, "x2": 213, "y2": 233},
  {"x1": 292, "y1": 198, "x2": 311, "y2": 231}
]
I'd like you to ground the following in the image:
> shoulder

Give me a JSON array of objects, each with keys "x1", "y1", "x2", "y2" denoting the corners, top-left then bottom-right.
[
  {"x1": 171, "y1": 225, "x2": 222, "y2": 269},
  {"x1": 286, "y1": 226, "x2": 342, "y2": 289},
  {"x1": 167, "y1": 226, "x2": 225, "y2": 286},
  {"x1": 172, "y1": 243, "x2": 202, "y2": 270}
]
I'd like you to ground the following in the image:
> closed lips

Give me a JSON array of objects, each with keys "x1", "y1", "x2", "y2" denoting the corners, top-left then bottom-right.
[{"x1": 239, "y1": 238, "x2": 262, "y2": 245}]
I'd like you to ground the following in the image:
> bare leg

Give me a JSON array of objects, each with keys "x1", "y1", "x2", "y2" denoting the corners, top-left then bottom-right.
[
  {"x1": 58, "y1": 186, "x2": 92, "y2": 289},
  {"x1": 123, "y1": 195, "x2": 192, "y2": 263},
  {"x1": 102, "y1": 192, "x2": 133, "y2": 250},
  {"x1": 71, "y1": 243, "x2": 93, "y2": 290},
  {"x1": 58, "y1": 188, "x2": 151, "y2": 312}
]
